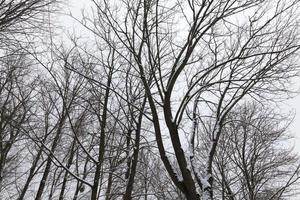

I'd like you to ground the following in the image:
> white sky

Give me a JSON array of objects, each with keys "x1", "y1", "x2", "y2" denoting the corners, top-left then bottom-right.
[
  {"x1": 287, "y1": 92, "x2": 300, "y2": 152},
  {"x1": 63, "y1": 0, "x2": 300, "y2": 147},
  {"x1": 60, "y1": 0, "x2": 300, "y2": 197}
]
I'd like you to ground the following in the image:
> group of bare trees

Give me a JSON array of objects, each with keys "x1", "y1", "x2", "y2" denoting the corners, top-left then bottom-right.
[{"x1": 1, "y1": 0, "x2": 300, "y2": 199}]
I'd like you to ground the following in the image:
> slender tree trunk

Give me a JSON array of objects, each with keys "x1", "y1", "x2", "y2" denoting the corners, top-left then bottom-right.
[
  {"x1": 123, "y1": 98, "x2": 146, "y2": 200},
  {"x1": 105, "y1": 168, "x2": 114, "y2": 200},
  {"x1": 35, "y1": 115, "x2": 66, "y2": 200},
  {"x1": 91, "y1": 52, "x2": 114, "y2": 200},
  {"x1": 48, "y1": 167, "x2": 63, "y2": 200},
  {"x1": 18, "y1": 131, "x2": 50, "y2": 200},
  {"x1": 73, "y1": 135, "x2": 95, "y2": 200},
  {"x1": 18, "y1": 149, "x2": 45, "y2": 200},
  {"x1": 58, "y1": 139, "x2": 76, "y2": 200}
]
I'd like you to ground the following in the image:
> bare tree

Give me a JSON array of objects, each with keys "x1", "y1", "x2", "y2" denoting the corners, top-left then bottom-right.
[
  {"x1": 2, "y1": 0, "x2": 300, "y2": 199},
  {"x1": 210, "y1": 103, "x2": 300, "y2": 200},
  {"x1": 0, "y1": 52, "x2": 36, "y2": 199},
  {"x1": 77, "y1": 0, "x2": 300, "y2": 199},
  {"x1": 0, "y1": 0, "x2": 57, "y2": 50}
]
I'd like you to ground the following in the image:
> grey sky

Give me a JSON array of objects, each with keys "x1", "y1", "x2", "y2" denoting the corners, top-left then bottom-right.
[
  {"x1": 62, "y1": 1, "x2": 300, "y2": 197},
  {"x1": 64, "y1": 0, "x2": 300, "y2": 150}
]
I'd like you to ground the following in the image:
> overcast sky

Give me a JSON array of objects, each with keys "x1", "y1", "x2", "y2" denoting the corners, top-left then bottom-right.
[
  {"x1": 58, "y1": 1, "x2": 300, "y2": 198},
  {"x1": 63, "y1": 0, "x2": 300, "y2": 149}
]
